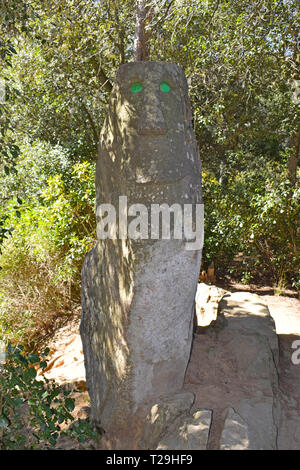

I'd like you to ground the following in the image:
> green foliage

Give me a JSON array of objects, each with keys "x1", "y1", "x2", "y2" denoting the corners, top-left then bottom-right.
[
  {"x1": 0, "y1": 0, "x2": 298, "y2": 450},
  {"x1": 0, "y1": 0, "x2": 298, "y2": 354},
  {"x1": 0, "y1": 143, "x2": 95, "y2": 349},
  {"x1": 202, "y1": 155, "x2": 300, "y2": 289},
  {"x1": 151, "y1": 0, "x2": 299, "y2": 187},
  {"x1": 3, "y1": 0, "x2": 137, "y2": 159},
  {"x1": 1, "y1": 140, "x2": 71, "y2": 200},
  {"x1": 0, "y1": 343, "x2": 97, "y2": 449}
]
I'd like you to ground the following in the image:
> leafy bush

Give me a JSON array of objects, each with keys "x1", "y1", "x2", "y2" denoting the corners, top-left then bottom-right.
[
  {"x1": 0, "y1": 142, "x2": 96, "y2": 349},
  {"x1": 0, "y1": 140, "x2": 71, "y2": 202},
  {"x1": 0, "y1": 344, "x2": 97, "y2": 449},
  {"x1": 202, "y1": 155, "x2": 299, "y2": 291}
]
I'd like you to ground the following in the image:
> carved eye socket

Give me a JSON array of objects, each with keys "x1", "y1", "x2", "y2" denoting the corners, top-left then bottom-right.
[
  {"x1": 160, "y1": 82, "x2": 171, "y2": 93},
  {"x1": 130, "y1": 82, "x2": 143, "y2": 93}
]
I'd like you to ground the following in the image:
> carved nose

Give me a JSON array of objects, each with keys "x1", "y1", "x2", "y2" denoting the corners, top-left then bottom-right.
[{"x1": 138, "y1": 101, "x2": 167, "y2": 136}]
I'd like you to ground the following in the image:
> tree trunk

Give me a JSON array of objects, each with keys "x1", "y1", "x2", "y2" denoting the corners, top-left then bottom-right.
[
  {"x1": 133, "y1": 0, "x2": 151, "y2": 61},
  {"x1": 288, "y1": 127, "x2": 300, "y2": 185}
]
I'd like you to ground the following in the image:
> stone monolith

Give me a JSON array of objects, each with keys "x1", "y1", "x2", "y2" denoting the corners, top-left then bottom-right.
[{"x1": 80, "y1": 61, "x2": 203, "y2": 449}]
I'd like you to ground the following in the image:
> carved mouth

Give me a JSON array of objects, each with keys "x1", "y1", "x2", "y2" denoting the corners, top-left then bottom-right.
[{"x1": 137, "y1": 127, "x2": 168, "y2": 136}]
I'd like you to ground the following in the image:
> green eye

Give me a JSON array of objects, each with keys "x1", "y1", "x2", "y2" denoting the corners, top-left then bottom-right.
[
  {"x1": 160, "y1": 82, "x2": 171, "y2": 93},
  {"x1": 130, "y1": 82, "x2": 143, "y2": 93}
]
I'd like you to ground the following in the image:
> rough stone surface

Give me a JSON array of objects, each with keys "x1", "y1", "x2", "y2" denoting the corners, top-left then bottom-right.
[
  {"x1": 257, "y1": 296, "x2": 300, "y2": 450},
  {"x1": 276, "y1": 334, "x2": 300, "y2": 449},
  {"x1": 157, "y1": 409, "x2": 212, "y2": 450},
  {"x1": 220, "y1": 397, "x2": 277, "y2": 450},
  {"x1": 184, "y1": 292, "x2": 280, "y2": 450},
  {"x1": 80, "y1": 61, "x2": 202, "y2": 449},
  {"x1": 220, "y1": 407, "x2": 250, "y2": 450},
  {"x1": 139, "y1": 392, "x2": 195, "y2": 449},
  {"x1": 195, "y1": 282, "x2": 227, "y2": 327}
]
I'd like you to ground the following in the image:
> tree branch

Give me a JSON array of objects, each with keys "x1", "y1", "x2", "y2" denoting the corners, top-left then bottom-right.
[
  {"x1": 80, "y1": 101, "x2": 100, "y2": 146},
  {"x1": 133, "y1": 0, "x2": 151, "y2": 61},
  {"x1": 66, "y1": 77, "x2": 100, "y2": 147}
]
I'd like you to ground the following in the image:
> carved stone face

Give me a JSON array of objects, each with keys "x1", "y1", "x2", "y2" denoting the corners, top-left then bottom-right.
[
  {"x1": 100, "y1": 62, "x2": 200, "y2": 185},
  {"x1": 82, "y1": 63, "x2": 203, "y2": 447}
]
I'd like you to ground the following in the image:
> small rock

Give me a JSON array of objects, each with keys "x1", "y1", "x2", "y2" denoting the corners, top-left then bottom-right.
[
  {"x1": 157, "y1": 409, "x2": 212, "y2": 450},
  {"x1": 77, "y1": 406, "x2": 91, "y2": 421},
  {"x1": 139, "y1": 392, "x2": 195, "y2": 449},
  {"x1": 220, "y1": 407, "x2": 250, "y2": 450},
  {"x1": 195, "y1": 283, "x2": 227, "y2": 327}
]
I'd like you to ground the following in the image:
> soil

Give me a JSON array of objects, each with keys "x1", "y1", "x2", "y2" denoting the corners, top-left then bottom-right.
[{"x1": 216, "y1": 275, "x2": 299, "y2": 298}]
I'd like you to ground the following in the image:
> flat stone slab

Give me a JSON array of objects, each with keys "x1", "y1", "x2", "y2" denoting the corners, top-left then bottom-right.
[
  {"x1": 265, "y1": 296, "x2": 300, "y2": 335},
  {"x1": 220, "y1": 407, "x2": 250, "y2": 450},
  {"x1": 184, "y1": 291, "x2": 280, "y2": 450},
  {"x1": 220, "y1": 397, "x2": 277, "y2": 450}
]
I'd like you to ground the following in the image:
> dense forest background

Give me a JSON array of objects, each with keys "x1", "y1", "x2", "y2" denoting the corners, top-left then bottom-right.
[{"x1": 0, "y1": 0, "x2": 299, "y2": 350}]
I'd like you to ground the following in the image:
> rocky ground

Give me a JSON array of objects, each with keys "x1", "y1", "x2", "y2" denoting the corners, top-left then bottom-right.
[{"x1": 41, "y1": 284, "x2": 300, "y2": 450}]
